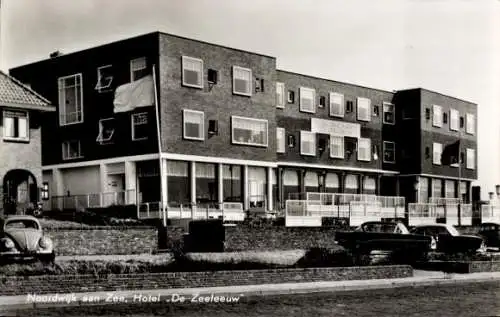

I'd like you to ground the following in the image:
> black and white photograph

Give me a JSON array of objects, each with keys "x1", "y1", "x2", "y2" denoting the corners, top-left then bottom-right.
[{"x1": 0, "y1": 0, "x2": 499, "y2": 316}]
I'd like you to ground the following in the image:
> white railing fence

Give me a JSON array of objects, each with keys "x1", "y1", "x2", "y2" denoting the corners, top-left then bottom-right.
[
  {"x1": 51, "y1": 189, "x2": 136, "y2": 210},
  {"x1": 136, "y1": 201, "x2": 245, "y2": 221}
]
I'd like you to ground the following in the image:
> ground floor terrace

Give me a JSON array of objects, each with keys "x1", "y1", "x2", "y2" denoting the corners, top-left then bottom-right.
[{"x1": 40, "y1": 154, "x2": 479, "y2": 225}]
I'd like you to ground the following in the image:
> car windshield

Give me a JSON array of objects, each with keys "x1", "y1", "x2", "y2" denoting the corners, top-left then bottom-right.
[{"x1": 5, "y1": 220, "x2": 39, "y2": 230}]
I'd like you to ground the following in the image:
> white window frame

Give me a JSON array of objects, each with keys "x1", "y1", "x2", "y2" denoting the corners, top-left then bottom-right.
[
  {"x1": 433, "y1": 142, "x2": 443, "y2": 165},
  {"x1": 58, "y1": 73, "x2": 83, "y2": 126},
  {"x1": 383, "y1": 141, "x2": 396, "y2": 164},
  {"x1": 2, "y1": 110, "x2": 29, "y2": 142},
  {"x1": 181, "y1": 56, "x2": 203, "y2": 89},
  {"x1": 300, "y1": 131, "x2": 316, "y2": 156},
  {"x1": 95, "y1": 65, "x2": 113, "y2": 92},
  {"x1": 232, "y1": 66, "x2": 252, "y2": 96},
  {"x1": 183, "y1": 109, "x2": 205, "y2": 141},
  {"x1": 276, "y1": 127, "x2": 285, "y2": 153},
  {"x1": 276, "y1": 82, "x2": 285, "y2": 108},
  {"x1": 131, "y1": 112, "x2": 148, "y2": 141},
  {"x1": 466, "y1": 113, "x2": 475, "y2": 135},
  {"x1": 62, "y1": 140, "x2": 82, "y2": 160},
  {"x1": 329, "y1": 92, "x2": 344, "y2": 118},
  {"x1": 130, "y1": 57, "x2": 147, "y2": 82},
  {"x1": 299, "y1": 87, "x2": 316, "y2": 113},
  {"x1": 231, "y1": 116, "x2": 268, "y2": 147},
  {"x1": 433, "y1": 105, "x2": 443, "y2": 128},
  {"x1": 450, "y1": 109, "x2": 459, "y2": 131},
  {"x1": 466, "y1": 148, "x2": 475, "y2": 169},
  {"x1": 383, "y1": 102, "x2": 395, "y2": 125},
  {"x1": 96, "y1": 118, "x2": 115, "y2": 144},
  {"x1": 357, "y1": 97, "x2": 371, "y2": 122},
  {"x1": 330, "y1": 135, "x2": 344, "y2": 159},
  {"x1": 357, "y1": 138, "x2": 371, "y2": 162}
]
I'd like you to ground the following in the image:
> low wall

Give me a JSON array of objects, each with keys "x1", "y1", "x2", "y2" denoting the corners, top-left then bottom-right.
[
  {"x1": 417, "y1": 261, "x2": 500, "y2": 273},
  {"x1": 0, "y1": 265, "x2": 413, "y2": 296},
  {"x1": 46, "y1": 227, "x2": 158, "y2": 255}
]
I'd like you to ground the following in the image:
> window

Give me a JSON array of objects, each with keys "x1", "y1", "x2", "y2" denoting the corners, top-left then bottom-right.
[
  {"x1": 287, "y1": 90, "x2": 295, "y2": 103},
  {"x1": 425, "y1": 108, "x2": 431, "y2": 120},
  {"x1": 345, "y1": 138, "x2": 357, "y2": 157},
  {"x1": 383, "y1": 141, "x2": 396, "y2": 163},
  {"x1": 346, "y1": 100, "x2": 354, "y2": 113},
  {"x1": 460, "y1": 116, "x2": 465, "y2": 128},
  {"x1": 208, "y1": 69, "x2": 218, "y2": 84},
  {"x1": 288, "y1": 134, "x2": 296, "y2": 148},
  {"x1": 433, "y1": 105, "x2": 442, "y2": 127},
  {"x1": 357, "y1": 138, "x2": 371, "y2": 161},
  {"x1": 182, "y1": 56, "x2": 203, "y2": 88},
  {"x1": 433, "y1": 142, "x2": 443, "y2": 165},
  {"x1": 231, "y1": 116, "x2": 268, "y2": 147},
  {"x1": 443, "y1": 112, "x2": 448, "y2": 124},
  {"x1": 131, "y1": 112, "x2": 148, "y2": 141},
  {"x1": 329, "y1": 92, "x2": 344, "y2": 117},
  {"x1": 232, "y1": 66, "x2": 252, "y2": 96},
  {"x1": 466, "y1": 148, "x2": 475, "y2": 169},
  {"x1": 130, "y1": 57, "x2": 148, "y2": 82},
  {"x1": 383, "y1": 102, "x2": 395, "y2": 124},
  {"x1": 299, "y1": 87, "x2": 316, "y2": 113},
  {"x1": 425, "y1": 147, "x2": 430, "y2": 158},
  {"x1": 255, "y1": 78, "x2": 265, "y2": 92},
  {"x1": 3, "y1": 110, "x2": 29, "y2": 141},
  {"x1": 41, "y1": 182, "x2": 49, "y2": 200},
  {"x1": 466, "y1": 113, "x2": 475, "y2": 134},
  {"x1": 183, "y1": 109, "x2": 204, "y2": 141},
  {"x1": 357, "y1": 97, "x2": 371, "y2": 121},
  {"x1": 96, "y1": 118, "x2": 115, "y2": 144},
  {"x1": 58, "y1": 74, "x2": 83, "y2": 125},
  {"x1": 373, "y1": 105, "x2": 380, "y2": 117},
  {"x1": 450, "y1": 109, "x2": 459, "y2": 131},
  {"x1": 300, "y1": 131, "x2": 316, "y2": 156},
  {"x1": 62, "y1": 140, "x2": 82, "y2": 160},
  {"x1": 95, "y1": 65, "x2": 113, "y2": 92},
  {"x1": 276, "y1": 127, "x2": 285, "y2": 153},
  {"x1": 276, "y1": 82, "x2": 285, "y2": 108},
  {"x1": 432, "y1": 179, "x2": 442, "y2": 198},
  {"x1": 330, "y1": 136, "x2": 344, "y2": 158},
  {"x1": 319, "y1": 96, "x2": 326, "y2": 108}
]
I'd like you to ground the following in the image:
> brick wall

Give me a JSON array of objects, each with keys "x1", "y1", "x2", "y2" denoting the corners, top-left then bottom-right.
[
  {"x1": 46, "y1": 227, "x2": 158, "y2": 255},
  {"x1": 0, "y1": 265, "x2": 413, "y2": 296}
]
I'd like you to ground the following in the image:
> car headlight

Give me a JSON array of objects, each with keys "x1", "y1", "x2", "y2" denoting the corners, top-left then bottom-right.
[
  {"x1": 39, "y1": 237, "x2": 52, "y2": 249},
  {"x1": 2, "y1": 238, "x2": 15, "y2": 250}
]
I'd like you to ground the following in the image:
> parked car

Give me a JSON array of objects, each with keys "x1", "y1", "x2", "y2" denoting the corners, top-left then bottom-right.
[
  {"x1": 477, "y1": 222, "x2": 500, "y2": 249},
  {"x1": 410, "y1": 224, "x2": 485, "y2": 254},
  {"x1": 335, "y1": 221, "x2": 435, "y2": 264},
  {"x1": 0, "y1": 215, "x2": 55, "y2": 263}
]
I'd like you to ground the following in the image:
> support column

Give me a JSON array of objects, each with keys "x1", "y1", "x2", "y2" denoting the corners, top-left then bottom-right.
[
  {"x1": 124, "y1": 161, "x2": 137, "y2": 205},
  {"x1": 52, "y1": 168, "x2": 64, "y2": 210},
  {"x1": 358, "y1": 174, "x2": 363, "y2": 194},
  {"x1": 300, "y1": 169, "x2": 306, "y2": 197},
  {"x1": 278, "y1": 168, "x2": 283, "y2": 209},
  {"x1": 217, "y1": 163, "x2": 224, "y2": 209},
  {"x1": 99, "y1": 163, "x2": 107, "y2": 206},
  {"x1": 160, "y1": 158, "x2": 168, "y2": 210},
  {"x1": 267, "y1": 167, "x2": 273, "y2": 212},
  {"x1": 243, "y1": 165, "x2": 249, "y2": 210},
  {"x1": 339, "y1": 172, "x2": 345, "y2": 193},
  {"x1": 190, "y1": 162, "x2": 197, "y2": 207},
  {"x1": 376, "y1": 175, "x2": 382, "y2": 196},
  {"x1": 395, "y1": 176, "x2": 400, "y2": 197}
]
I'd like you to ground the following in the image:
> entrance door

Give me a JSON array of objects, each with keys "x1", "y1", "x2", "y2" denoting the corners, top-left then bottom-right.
[
  {"x1": 2, "y1": 169, "x2": 37, "y2": 215},
  {"x1": 105, "y1": 174, "x2": 125, "y2": 205}
]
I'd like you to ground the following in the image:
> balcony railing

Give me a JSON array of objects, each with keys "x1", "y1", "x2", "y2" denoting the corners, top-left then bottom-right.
[{"x1": 136, "y1": 202, "x2": 245, "y2": 221}]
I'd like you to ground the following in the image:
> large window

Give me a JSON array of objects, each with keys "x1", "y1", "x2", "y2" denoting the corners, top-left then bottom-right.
[
  {"x1": 232, "y1": 66, "x2": 252, "y2": 96},
  {"x1": 62, "y1": 140, "x2": 82, "y2": 160},
  {"x1": 445, "y1": 180, "x2": 455, "y2": 198},
  {"x1": 329, "y1": 92, "x2": 344, "y2": 117},
  {"x1": 3, "y1": 110, "x2": 29, "y2": 141},
  {"x1": 357, "y1": 97, "x2": 371, "y2": 121},
  {"x1": 196, "y1": 163, "x2": 217, "y2": 204},
  {"x1": 300, "y1": 131, "x2": 316, "y2": 156},
  {"x1": 182, "y1": 56, "x2": 203, "y2": 88},
  {"x1": 383, "y1": 141, "x2": 396, "y2": 163},
  {"x1": 357, "y1": 138, "x2": 371, "y2": 161},
  {"x1": 433, "y1": 142, "x2": 442, "y2": 165},
  {"x1": 276, "y1": 82, "x2": 285, "y2": 108},
  {"x1": 450, "y1": 109, "x2": 459, "y2": 131},
  {"x1": 131, "y1": 112, "x2": 149, "y2": 141},
  {"x1": 130, "y1": 57, "x2": 148, "y2": 82},
  {"x1": 96, "y1": 118, "x2": 115, "y2": 145},
  {"x1": 433, "y1": 105, "x2": 442, "y2": 127},
  {"x1": 466, "y1": 148, "x2": 475, "y2": 169},
  {"x1": 330, "y1": 136, "x2": 344, "y2": 158},
  {"x1": 466, "y1": 113, "x2": 475, "y2": 135},
  {"x1": 223, "y1": 165, "x2": 241, "y2": 203},
  {"x1": 58, "y1": 74, "x2": 83, "y2": 125},
  {"x1": 167, "y1": 161, "x2": 190, "y2": 205},
  {"x1": 383, "y1": 102, "x2": 395, "y2": 124},
  {"x1": 183, "y1": 109, "x2": 204, "y2": 141},
  {"x1": 95, "y1": 65, "x2": 113, "y2": 93},
  {"x1": 432, "y1": 179, "x2": 442, "y2": 198},
  {"x1": 231, "y1": 116, "x2": 268, "y2": 147},
  {"x1": 276, "y1": 127, "x2": 285, "y2": 153},
  {"x1": 299, "y1": 87, "x2": 315, "y2": 113}
]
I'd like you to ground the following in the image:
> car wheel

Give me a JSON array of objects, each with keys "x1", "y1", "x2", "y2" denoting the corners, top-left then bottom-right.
[{"x1": 40, "y1": 252, "x2": 55, "y2": 264}]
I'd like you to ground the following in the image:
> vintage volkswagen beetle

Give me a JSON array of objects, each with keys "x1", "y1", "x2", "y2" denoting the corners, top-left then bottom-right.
[{"x1": 0, "y1": 215, "x2": 55, "y2": 263}]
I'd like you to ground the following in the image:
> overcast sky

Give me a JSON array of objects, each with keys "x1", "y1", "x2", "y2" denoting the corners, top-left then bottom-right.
[{"x1": 1, "y1": 0, "x2": 499, "y2": 197}]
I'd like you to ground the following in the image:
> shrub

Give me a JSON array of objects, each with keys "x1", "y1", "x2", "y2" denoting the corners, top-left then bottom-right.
[{"x1": 295, "y1": 247, "x2": 354, "y2": 268}]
